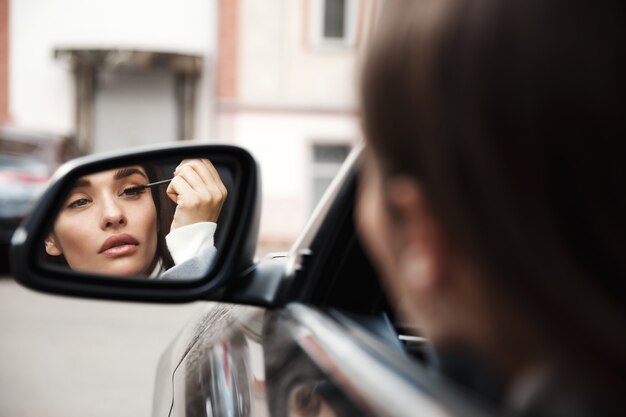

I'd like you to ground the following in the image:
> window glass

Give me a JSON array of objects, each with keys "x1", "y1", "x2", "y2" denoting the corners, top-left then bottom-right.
[
  {"x1": 310, "y1": 0, "x2": 357, "y2": 47},
  {"x1": 312, "y1": 144, "x2": 351, "y2": 210},
  {"x1": 264, "y1": 312, "x2": 374, "y2": 417},
  {"x1": 323, "y1": 0, "x2": 346, "y2": 39}
]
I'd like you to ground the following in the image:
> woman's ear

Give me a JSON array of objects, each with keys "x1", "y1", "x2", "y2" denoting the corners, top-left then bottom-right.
[
  {"x1": 44, "y1": 234, "x2": 63, "y2": 256},
  {"x1": 385, "y1": 176, "x2": 446, "y2": 293}
]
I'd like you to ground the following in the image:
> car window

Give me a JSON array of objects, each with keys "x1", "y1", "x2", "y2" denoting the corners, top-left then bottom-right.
[
  {"x1": 265, "y1": 310, "x2": 375, "y2": 417},
  {"x1": 264, "y1": 306, "x2": 494, "y2": 417}
]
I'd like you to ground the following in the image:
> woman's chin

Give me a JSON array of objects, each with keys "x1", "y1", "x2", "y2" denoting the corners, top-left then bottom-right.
[{"x1": 70, "y1": 260, "x2": 152, "y2": 277}]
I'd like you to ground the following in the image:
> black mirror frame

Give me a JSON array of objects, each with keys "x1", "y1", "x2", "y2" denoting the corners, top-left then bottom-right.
[{"x1": 10, "y1": 142, "x2": 260, "y2": 303}]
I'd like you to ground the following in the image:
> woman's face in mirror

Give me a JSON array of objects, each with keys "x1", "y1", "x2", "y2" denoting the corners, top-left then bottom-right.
[{"x1": 44, "y1": 166, "x2": 159, "y2": 276}]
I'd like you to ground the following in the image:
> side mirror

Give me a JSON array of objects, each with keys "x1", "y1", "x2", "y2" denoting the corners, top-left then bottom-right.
[{"x1": 11, "y1": 143, "x2": 260, "y2": 302}]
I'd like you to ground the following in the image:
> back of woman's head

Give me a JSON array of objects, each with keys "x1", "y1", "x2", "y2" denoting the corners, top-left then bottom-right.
[{"x1": 362, "y1": 0, "x2": 626, "y2": 387}]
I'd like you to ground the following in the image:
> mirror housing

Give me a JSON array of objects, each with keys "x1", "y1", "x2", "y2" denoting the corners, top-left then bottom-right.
[{"x1": 10, "y1": 143, "x2": 260, "y2": 303}]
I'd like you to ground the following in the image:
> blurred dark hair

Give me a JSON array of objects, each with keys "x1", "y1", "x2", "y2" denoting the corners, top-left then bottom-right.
[
  {"x1": 362, "y1": 0, "x2": 626, "y2": 389},
  {"x1": 43, "y1": 164, "x2": 176, "y2": 272},
  {"x1": 143, "y1": 164, "x2": 176, "y2": 270}
]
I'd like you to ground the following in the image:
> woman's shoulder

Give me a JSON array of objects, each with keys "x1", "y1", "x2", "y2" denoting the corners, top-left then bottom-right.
[{"x1": 160, "y1": 244, "x2": 217, "y2": 280}]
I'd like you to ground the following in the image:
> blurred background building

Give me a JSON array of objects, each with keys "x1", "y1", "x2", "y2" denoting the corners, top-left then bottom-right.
[
  {"x1": 216, "y1": 0, "x2": 380, "y2": 250},
  {"x1": 0, "y1": 0, "x2": 380, "y2": 254}
]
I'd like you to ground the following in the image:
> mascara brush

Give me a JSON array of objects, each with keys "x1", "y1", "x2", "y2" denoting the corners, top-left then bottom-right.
[{"x1": 122, "y1": 178, "x2": 173, "y2": 195}]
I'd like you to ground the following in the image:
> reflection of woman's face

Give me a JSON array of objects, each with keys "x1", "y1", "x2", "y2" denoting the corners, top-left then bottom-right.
[{"x1": 45, "y1": 166, "x2": 158, "y2": 276}]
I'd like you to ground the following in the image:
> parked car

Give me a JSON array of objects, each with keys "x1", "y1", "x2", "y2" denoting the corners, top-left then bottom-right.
[
  {"x1": 0, "y1": 127, "x2": 81, "y2": 270},
  {"x1": 11, "y1": 143, "x2": 493, "y2": 417}
]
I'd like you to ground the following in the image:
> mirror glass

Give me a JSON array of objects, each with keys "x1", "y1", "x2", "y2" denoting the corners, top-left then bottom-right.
[{"x1": 39, "y1": 157, "x2": 234, "y2": 281}]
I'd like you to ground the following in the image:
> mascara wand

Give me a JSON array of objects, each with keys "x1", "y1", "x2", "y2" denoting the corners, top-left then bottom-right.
[{"x1": 122, "y1": 178, "x2": 173, "y2": 195}]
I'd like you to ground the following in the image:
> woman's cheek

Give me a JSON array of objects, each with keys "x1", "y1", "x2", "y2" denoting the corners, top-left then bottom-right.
[
  {"x1": 356, "y1": 173, "x2": 398, "y2": 283},
  {"x1": 55, "y1": 211, "x2": 80, "y2": 241},
  {"x1": 53, "y1": 210, "x2": 95, "y2": 262}
]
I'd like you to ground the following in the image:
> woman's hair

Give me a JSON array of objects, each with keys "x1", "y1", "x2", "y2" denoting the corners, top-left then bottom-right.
[
  {"x1": 362, "y1": 0, "x2": 626, "y2": 387},
  {"x1": 143, "y1": 164, "x2": 176, "y2": 270}
]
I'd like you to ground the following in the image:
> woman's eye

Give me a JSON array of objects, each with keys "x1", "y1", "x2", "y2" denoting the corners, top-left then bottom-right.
[
  {"x1": 120, "y1": 187, "x2": 146, "y2": 197},
  {"x1": 67, "y1": 198, "x2": 91, "y2": 209}
]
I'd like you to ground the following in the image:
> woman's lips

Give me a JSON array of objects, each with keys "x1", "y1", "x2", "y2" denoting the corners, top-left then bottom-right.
[
  {"x1": 101, "y1": 244, "x2": 138, "y2": 258},
  {"x1": 99, "y1": 234, "x2": 139, "y2": 258}
]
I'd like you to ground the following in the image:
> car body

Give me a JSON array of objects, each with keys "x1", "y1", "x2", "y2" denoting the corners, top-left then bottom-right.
[
  {"x1": 12, "y1": 144, "x2": 494, "y2": 417},
  {"x1": 0, "y1": 127, "x2": 80, "y2": 254}
]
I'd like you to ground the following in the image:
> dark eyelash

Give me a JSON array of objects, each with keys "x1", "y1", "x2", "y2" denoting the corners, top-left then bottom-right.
[
  {"x1": 67, "y1": 198, "x2": 90, "y2": 209},
  {"x1": 121, "y1": 187, "x2": 147, "y2": 197}
]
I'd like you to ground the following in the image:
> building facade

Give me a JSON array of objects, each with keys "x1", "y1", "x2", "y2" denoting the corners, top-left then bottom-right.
[
  {"x1": 3, "y1": 0, "x2": 379, "y2": 253},
  {"x1": 7, "y1": 0, "x2": 217, "y2": 150},
  {"x1": 215, "y1": 0, "x2": 379, "y2": 251}
]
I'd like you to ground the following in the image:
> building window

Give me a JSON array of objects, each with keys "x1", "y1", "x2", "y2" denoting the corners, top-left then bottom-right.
[
  {"x1": 311, "y1": 143, "x2": 351, "y2": 210},
  {"x1": 310, "y1": 0, "x2": 357, "y2": 48},
  {"x1": 323, "y1": 0, "x2": 347, "y2": 39}
]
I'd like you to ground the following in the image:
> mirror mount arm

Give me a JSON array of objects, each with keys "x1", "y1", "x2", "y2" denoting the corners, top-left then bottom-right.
[{"x1": 225, "y1": 256, "x2": 290, "y2": 308}]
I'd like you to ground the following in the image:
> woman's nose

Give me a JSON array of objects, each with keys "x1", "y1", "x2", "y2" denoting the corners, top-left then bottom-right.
[{"x1": 100, "y1": 198, "x2": 127, "y2": 229}]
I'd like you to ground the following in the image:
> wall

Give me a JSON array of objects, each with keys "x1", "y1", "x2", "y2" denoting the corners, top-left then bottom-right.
[
  {"x1": 219, "y1": 109, "x2": 360, "y2": 247},
  {"x1": 238, "y1": 0, "x2": 359, "y2": 108},
  {"x1": 217, "y1": 0, "x2": 374, "y2": 250},
  {"x1": 9, "y1": 0, "x2": 216, "y2": 140}
]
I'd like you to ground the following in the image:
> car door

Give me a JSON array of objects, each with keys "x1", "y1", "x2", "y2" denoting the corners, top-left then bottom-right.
[{"x1": 153, "y1": 302, "x2": 494, "y2": 417}]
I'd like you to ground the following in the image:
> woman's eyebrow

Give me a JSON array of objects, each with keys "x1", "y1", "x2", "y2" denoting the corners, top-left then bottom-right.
[
  {"x1": 113, "y1": 167, "x2": 148, "y2": 181},
  {"x1": 72, "y1": 178, "x2": 90, "y2": 189}
]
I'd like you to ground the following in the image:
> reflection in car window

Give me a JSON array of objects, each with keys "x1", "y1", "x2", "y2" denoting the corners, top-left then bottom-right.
[
  {"x1": 267, "y1": 347, "x2": 370, "y2": 417},
  {"x1": 264, "y1": 311, "x2": 373, "y2": 417}
]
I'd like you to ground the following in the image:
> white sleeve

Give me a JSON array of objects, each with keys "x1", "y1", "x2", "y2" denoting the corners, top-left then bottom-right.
[{"x1": 165, "y1": 222, "x2": 217, "y2": 265}]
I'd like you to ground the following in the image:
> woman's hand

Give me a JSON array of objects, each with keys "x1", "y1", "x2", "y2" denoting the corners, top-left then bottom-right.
[{"x1": 166, "y1": 159, "x2": 228, "y2": 231}]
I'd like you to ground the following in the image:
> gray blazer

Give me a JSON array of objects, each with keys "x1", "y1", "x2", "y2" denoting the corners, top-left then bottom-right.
[{"x1": 160, "y1": 245, "x2": 218, "y2": 280}]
